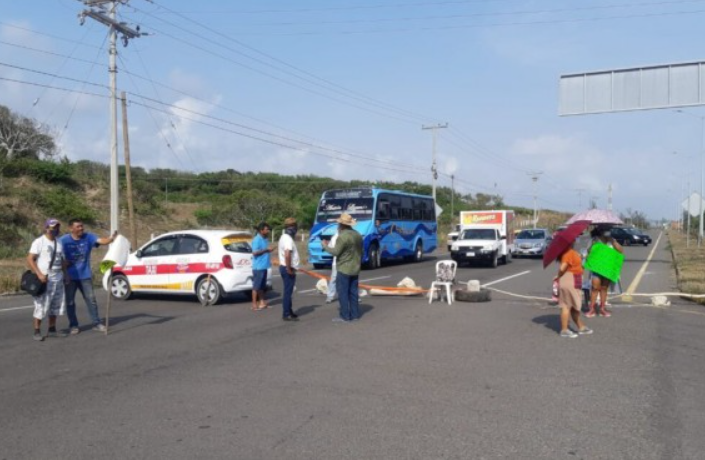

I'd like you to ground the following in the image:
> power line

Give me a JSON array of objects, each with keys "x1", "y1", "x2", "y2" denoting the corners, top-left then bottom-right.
[
  {"x1": 221, "y1": 0, "x2": 705, "y2": 27},
  {"x1": 0, "y1": 39, "x2": 427, "y2": 167},
  {"x1": 0, "y1": 22, "x2": 104, "y2": 49},
  {"x1": 230, "y1": 7, "x2": 705, "y2": 35},
  {"x1": 133, "y1": 1, "x2": 436, "y2": 125}
]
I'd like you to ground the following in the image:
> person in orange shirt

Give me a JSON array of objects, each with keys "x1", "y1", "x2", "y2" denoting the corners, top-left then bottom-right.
[{"x1": 554, "y1": 243, "x2": 593, "y2": 338}]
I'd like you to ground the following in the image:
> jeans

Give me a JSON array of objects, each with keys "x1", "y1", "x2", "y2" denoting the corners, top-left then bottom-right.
[
  {"x1": 336, "y1": 273, "x2": 360, "y2": 321},
  {"x1": 65, "y1": 278, "x2": 101, "y2": 327},
  {"x1": 279, "y1": 266, "x2": 297, "y2": 318},
  {"x1": 326, "y1": 265, "x2": 337, "y2": 302}
]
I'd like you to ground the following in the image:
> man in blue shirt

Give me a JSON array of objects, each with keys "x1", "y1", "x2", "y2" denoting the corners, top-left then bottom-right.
[
  {"x1": 60, "y1": 218, "x2": 117, "y2": 334},
  {"x1": 251, "y1": 222, "x2": 273, "y2": 311}
]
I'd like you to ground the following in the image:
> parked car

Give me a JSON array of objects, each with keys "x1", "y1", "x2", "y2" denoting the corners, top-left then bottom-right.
[
  {"x1": 513, "y1": 228, "x2": 552, "y2": 257},
  {"x1": 104, "y1": 230, "x2": 272, "y2": 304},
  {"x1": 447, "y1": 224, "x2": 461, "y2": 251},
  {"x1": 611, "y1": 227, "x2": 651, "y2": 246}
]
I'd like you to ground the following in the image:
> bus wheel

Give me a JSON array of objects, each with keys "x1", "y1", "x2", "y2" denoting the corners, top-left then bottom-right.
[
  {"x1": 414, "y1": 241, "x2": 423, "y2": 262},
  {"x1": 367, "y1": 243, "x2": 381, "y2": 270}
]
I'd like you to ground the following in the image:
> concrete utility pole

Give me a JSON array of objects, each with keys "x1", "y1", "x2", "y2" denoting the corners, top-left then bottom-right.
[
  {"x1": 422, "y1": 123, "x2": 448, "y2": 203},
  {"x1": 79, "y1": 0, "x2": 142, "y2": 234},
  {"x1": 528, "y1": 172, "x2": 543, "y2": 229}
]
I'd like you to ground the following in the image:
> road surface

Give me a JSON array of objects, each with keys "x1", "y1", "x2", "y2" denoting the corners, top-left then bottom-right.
[{"x1": 1, "y1": 231, "x2": 704, "y2": 459}]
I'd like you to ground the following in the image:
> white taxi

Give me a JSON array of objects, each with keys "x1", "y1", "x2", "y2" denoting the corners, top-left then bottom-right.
[{"x1": 104, "y1": 230, "x2": 272, "y2": 304}]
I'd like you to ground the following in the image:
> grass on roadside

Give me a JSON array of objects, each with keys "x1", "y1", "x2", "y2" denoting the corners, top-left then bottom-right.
[{"x1": 668, "y1": 231, "x2": 705, "y2": 304}]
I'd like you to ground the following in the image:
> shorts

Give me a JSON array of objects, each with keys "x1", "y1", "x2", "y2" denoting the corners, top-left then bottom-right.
[{"x1": 252, "y1": 269, "x2": 267, "y2": 291}]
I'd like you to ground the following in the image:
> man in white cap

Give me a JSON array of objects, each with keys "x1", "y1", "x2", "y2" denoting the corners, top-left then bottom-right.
[
  {"x1": 27, "y1": 218, "x2": 68, "y2": 341},
  {"x1": 322, "y1": 213, "x2": 363, "y2": 322}
]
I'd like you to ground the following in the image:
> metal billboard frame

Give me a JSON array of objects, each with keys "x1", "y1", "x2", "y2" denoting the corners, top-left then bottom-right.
[{"x1": 559, "y1": 60, "x2": 705, "y2": 116}]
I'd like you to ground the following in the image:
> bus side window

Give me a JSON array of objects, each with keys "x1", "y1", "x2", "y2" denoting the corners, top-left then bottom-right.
[
  {"x1": 377, "y1": 200, "x2": 390, "y2": 220},
  {"x1": 390, "y1": 195, "x2": 401, "y2": 220},
  {"x1": 401, "y1": 197, "x2": 413, "y2": 220}
]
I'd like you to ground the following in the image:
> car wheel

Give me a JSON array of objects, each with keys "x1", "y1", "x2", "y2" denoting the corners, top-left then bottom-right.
[
  {"x1": 110, "y1": 274, "x2": 132, "y2": 300},
  {"x1": 313, "y1": 263, "x2": 326, "y2": 270},
  {"x1": 414, "y1": 241, "x2": 423, "y2": 263},
  {"x1": 503, "y1": 251, "x2": 512, "y2": 265},
  {"x1": 490, "y1": 252, "x2": 498, "y2": 268},
  {"x1": 623, "y1": 239, "x2": 630, "y2": 246},
  {"x1": 366, "y1": 243, "x2": 381, "y2": 270},
  {"x1": 197, "y1": 277, "x2": 223, "y2": 305}
]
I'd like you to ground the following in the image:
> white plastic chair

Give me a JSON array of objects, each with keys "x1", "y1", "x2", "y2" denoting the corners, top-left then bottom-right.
[{"x1": 429, "y1": 260, "x2": 457, "y2": 305}]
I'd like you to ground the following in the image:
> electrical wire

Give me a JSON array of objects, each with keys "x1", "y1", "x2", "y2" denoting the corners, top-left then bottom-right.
[
  {"x1": 231, "y1": 7, "x2": 705, "y2": 35},
  {"x1": 222, "y1": 0, "x2": 705, "y2": 27},
  {"x1": 140, "y1": 0, "x2": 438, "y2": 125}
]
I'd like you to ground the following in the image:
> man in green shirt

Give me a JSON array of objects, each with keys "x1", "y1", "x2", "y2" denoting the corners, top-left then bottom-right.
[{"x1": 322, "y1": 213, "x2": 363, "y2": 322}]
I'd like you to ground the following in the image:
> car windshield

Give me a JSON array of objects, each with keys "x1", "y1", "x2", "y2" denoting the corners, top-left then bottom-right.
[
  {"x1": 626, "y1": 228, "x2": 642, "y2": 235},
  {"x1": 517, "y1": 230, "x2": 545, "y2": 239},
  {"x1": 316, "y1": 198, "x2": 374, "y2": 223},
  {"x1": 222, "y1": 235, "x2": 252, "y2": 253},
  {"x1": 461, "y1": 229, "x2": 496, "y2": 240}
]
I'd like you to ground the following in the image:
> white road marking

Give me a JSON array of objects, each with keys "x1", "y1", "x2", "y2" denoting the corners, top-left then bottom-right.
[
  {"x1": 623, "y1": 231, "x2": 663, "y2": 302},
  {"x1": 0, "y1": 305, "x2": 33, "y2": 313},
  {"x1": 471, "y1": 270, "x2": 532, "y2": 288},
  {"x1": 299, "y1": 275, "x2": 392, "y2": 295}
]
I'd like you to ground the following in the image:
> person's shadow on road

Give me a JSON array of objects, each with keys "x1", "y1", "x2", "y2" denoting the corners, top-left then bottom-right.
[{"x1": 532, "y1": 314, "x2": 561, "y2": 333}]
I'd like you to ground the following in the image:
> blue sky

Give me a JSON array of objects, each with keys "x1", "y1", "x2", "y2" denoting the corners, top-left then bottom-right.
[{"x1": 2, "y1": 0, "x2": 705, "y2": 220}]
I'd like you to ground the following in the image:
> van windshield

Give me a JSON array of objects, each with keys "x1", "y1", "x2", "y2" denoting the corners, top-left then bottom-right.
[
  {"x1": 316, "y1": 198, "x2": 374, "y2": 223},
  {"x1": 461, "y1": 229, "x2": 496, "y2": 240}
]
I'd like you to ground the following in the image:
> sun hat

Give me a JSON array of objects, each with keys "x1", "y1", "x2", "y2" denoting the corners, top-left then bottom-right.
[
  {"x1": 45, "y1": 218, "x2": 60, "y2": 228},
  {"x1": 336, "y1": 213, "x2": 357, "y2": 226},
  {"x1": 284, "y1": 217, "x2": 297, "y2": 227}
]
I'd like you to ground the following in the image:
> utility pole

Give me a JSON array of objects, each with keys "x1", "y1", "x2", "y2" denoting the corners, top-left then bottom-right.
[
  {"x1": 575, "y1": 188, "x2": 586, "y2": 209},
  {"x1": 687, "y1": 180, "x2": 692, "y2": 248},
  {"x1": 450, "y1": 174, "x2": 455, "y2": 223},
  {"x1": 422, "y1": 123, "x2": 448, "y2": 204},
  {"x1": 528, "y1": 172, "x2": 543, "y2": 229},
  {"x1": 79, "y1": 0, "x2": 142, "y2": 234},
  {"x1": 607, "y1": 183, "x2": 613, "y2": 211},
  {"x1": 120, "y1": 92, "x2": 137, "y2": 248}
]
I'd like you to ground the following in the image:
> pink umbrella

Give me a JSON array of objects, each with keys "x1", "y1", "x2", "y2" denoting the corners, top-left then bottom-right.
[{"x1": 566, "y1": 209, "x2": 623, "y2": 225}]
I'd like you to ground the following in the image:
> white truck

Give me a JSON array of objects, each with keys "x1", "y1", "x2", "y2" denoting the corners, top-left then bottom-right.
[{"x1": 449, "y1": 210, "x2": 515, "y2": 268}]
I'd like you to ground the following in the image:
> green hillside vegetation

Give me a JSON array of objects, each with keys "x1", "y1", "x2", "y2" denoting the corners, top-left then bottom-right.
[{"x1": 0, "y1": 104, "x2": 559, "y2": 293}]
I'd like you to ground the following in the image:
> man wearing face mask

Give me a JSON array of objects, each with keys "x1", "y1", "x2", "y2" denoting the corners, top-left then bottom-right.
[
  {"x1": 278, "y1": 217, "x2": 300, "y2": 322},
  {"x1": 27, "y1": 219, "x2": 68, "y2": 342}
]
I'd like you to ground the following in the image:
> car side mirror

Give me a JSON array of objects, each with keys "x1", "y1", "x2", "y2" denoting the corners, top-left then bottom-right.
[
  {"x1": 135, "y1": 249, "x2": 143, "y2": 259},
  {"x1": 501, "y1": 235, "x2": 507, "y2": 240}
]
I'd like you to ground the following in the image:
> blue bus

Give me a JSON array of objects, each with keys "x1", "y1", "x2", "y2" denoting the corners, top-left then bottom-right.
[{"x1": 308, "y1": 188, "x2": 438, "y2": 269}]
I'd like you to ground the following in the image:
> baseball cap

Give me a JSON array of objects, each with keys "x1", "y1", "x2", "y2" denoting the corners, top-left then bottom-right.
[{"x1": 45, "y1": 218, "x2": 60, "y2": 228}]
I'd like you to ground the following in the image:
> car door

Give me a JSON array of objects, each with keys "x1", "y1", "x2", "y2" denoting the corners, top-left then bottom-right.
[
  {"x1": 172, "y1": 234, "x2": 209, "y2": 293},
  {"x1": 132, "y1": 235, "x2": 178, "y2": 293}
]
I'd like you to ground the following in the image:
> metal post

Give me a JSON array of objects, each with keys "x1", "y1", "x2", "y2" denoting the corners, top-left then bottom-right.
[
  {"x1": 687, "y1": 179, "x2": 692, "y2": 248},
  {"x1": 528, "y1": 172, "x2": 542, "y2": 229},
  {"x1": 422, "y1": 123, "x2": 448, "y2": 204},
  {"x1": 108, "y1": 2, "x2": 119, "y2": 234},
  {"x1": 688, "y1": 117, "x2": 705, "y2": 247}
]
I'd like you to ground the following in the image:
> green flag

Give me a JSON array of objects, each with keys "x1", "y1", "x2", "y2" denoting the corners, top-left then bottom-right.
[{"x1": 585, "y1": 242, "x2": 624, "y2": 283}]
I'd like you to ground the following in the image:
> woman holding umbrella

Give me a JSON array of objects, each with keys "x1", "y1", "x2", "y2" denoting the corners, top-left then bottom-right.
[
  {"x1": 544, "y1": 221, "x2": 593, "y2": 338},
  {"x1": 585, "y1": 226, "x2": 623, "y2": 318}
]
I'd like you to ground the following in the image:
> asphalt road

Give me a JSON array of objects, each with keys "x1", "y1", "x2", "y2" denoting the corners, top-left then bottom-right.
[{"x1": 2, "y1": 231, "x2": 705, "y2": 459}]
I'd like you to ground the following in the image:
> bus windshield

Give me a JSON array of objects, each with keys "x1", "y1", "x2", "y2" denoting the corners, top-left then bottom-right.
[{"x1": 316, "y1": 198, "x2": 374, "y2": 223}]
